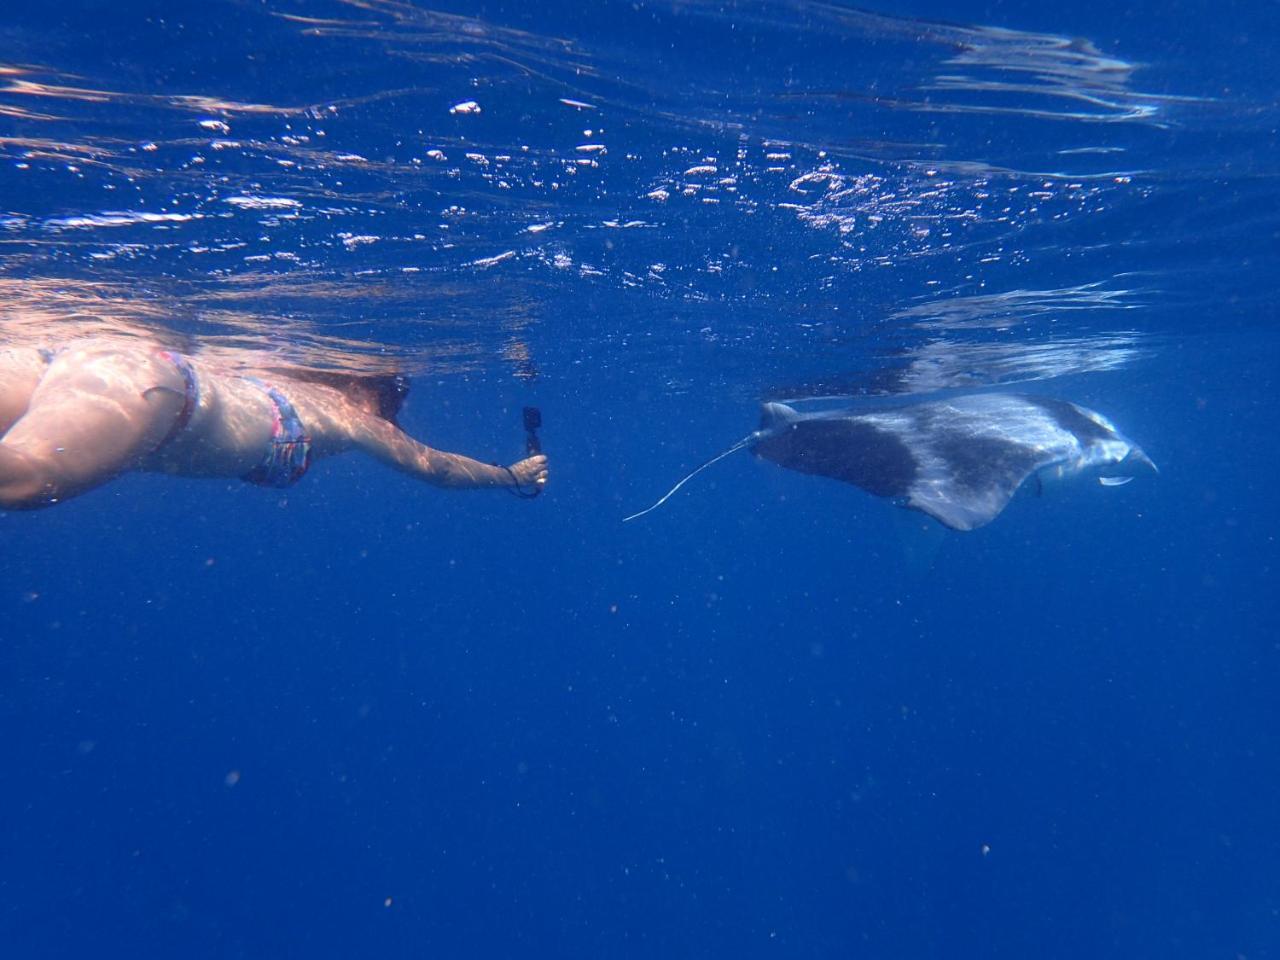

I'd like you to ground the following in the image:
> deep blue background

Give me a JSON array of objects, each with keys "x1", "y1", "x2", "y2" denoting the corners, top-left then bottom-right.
[{"x1": 2, "y1": 1, "x2": 1279, "y2": 957}]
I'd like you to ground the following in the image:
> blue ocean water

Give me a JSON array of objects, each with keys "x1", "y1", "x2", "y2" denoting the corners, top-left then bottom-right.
[{"x1": 1, "y1": 0, "x2": 1277, "y2": 956}]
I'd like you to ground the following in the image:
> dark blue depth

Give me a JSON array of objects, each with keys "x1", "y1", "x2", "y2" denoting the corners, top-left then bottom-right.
[{"x1": 1, "y1": 1, "x2": 1278, "y2": 958}]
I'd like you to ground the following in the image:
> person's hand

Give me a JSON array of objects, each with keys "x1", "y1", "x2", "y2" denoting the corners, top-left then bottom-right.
[{"x1": 507, "y1": 454, "x2": 548, "y2": 492}]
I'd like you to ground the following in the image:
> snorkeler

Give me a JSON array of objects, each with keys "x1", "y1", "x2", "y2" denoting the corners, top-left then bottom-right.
[{"x1": 0, "y1": 340, "x2": 548, "y2": 510}]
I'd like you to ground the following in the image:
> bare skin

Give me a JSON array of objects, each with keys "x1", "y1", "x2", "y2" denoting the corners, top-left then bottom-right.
[{"x1": 0, "y1": 341, "x2": 548, "y2": 510}]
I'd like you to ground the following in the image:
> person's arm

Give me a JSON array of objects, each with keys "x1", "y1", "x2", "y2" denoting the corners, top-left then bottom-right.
[{"x1": 347, "y1": 412, "x2": 547, "y2": 491}]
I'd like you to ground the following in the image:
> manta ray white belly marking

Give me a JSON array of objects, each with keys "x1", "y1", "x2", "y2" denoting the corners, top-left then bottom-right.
[{"x1": 625, "y1": 393, "x2": 1156, "y2": 531}]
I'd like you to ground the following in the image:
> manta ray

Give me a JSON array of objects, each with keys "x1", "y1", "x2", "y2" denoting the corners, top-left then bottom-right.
[{"x1": 625, "y1": 393, "x2": 1156, "y2": 531}]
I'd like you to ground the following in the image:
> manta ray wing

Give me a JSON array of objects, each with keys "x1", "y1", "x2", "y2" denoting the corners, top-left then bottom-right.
[
  {"x1": 893, "y1": 406, "x2": 1062, "y2": 530},
  {"x1": 750, "y1": 416, "x2": 919, "y2": 498}
]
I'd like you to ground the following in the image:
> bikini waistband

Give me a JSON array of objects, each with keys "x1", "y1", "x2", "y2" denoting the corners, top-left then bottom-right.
[{"x1": 151, "y1": 350, "x2": 200, "y2": 452}]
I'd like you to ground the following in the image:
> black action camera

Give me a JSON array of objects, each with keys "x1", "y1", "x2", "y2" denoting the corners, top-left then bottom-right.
[{"x1": 522, "y1": 406, "x2": 542, "y2": 454}]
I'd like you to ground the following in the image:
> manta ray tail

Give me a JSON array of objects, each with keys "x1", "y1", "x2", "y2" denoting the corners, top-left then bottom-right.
[{"x1": 622, "y1": 435, "x2": 755, "y2": 523}]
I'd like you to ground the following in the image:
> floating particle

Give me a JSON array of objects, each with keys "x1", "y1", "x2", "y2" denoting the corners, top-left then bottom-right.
[{"x1": 449, "y1": 100, "x2": 481, "y2": 115}]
